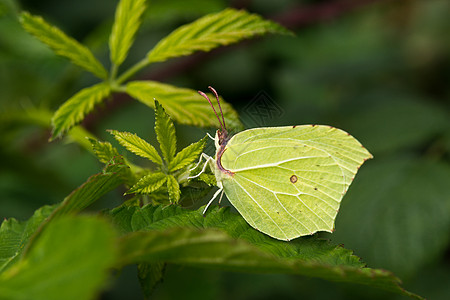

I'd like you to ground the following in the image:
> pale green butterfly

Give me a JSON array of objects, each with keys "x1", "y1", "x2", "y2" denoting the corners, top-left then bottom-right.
[{"x1": 190, "y1": 87, "x2": 372, "y2": 241}]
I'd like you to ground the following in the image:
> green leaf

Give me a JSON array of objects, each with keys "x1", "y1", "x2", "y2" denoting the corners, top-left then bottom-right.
[
  {"x1": 188, "y1": 160, "x2": 217, "y2": 186},
  {"x1": 0, "y1": 158, "x2": 127, "y2": 276},
  {"x1": 51, "y1": 83, "x2": 111, "y2": 139},
  {"x1": 88, "y1": 138, "x2": 143, "y2": 185},
  {"x1": 198, "y1": 173, "x2": 217, "y2": 186},
  {"x1": 88, "y1": 138, "x2": 120, "y2": 164},
  {"x1": 169, "y1": 136, "x2": 207, "y2": 172},
  {"x1": 155, "y1": 100, "x2": 177, "y2": 164},
  {"x1": 127, "y1": 172, "x2": 167, "y2": 195},
  {"x1": 126, "y1": 81, "x2": 242, "y2": 131},
  {"x1": 166, "y1": 175, "x2": 180, "y2": 204},
  {"x1": 20, "y1": 12, "x2": 108, "y2": 79},
  {"x1": 109, "y1": 205, "x2": 423, "y2": 299},
  {"x1": 137, "y1": 262, "x2": 165, "y2": 298},
  {"x1": 50, "y1": 157, "x2": 129, "y2": 219},
  {"x1": 0, "y1": 216, "x2": 117, "y2": 300},
  {"x1": 110, "y1": 0, "x2": 147, "y2": 66},
  {"x1": 108, "y1": 129, "x2": 163, "y2": 165},
  {"x1": 0, "y1": 206, "x2": 55, "y2": 273},
  {"x1": 146, "y1": 8, "x2": 292, "y2": 63},
  {"x1": 331, "y1": 157, "x2": 450, "y2": 278}
]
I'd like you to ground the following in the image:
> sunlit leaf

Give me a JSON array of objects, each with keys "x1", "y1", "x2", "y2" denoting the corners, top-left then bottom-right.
[
  {"x1": 20, "y1": 12, "x2": 108, "y2": 79},
  {"x1": 126, "y1": 81, "x2": 242, "y2": 130},
  {"x1": 51, "y1": 83, "x2": 111, "y2": 139},
  {"x1": 169, "y1": 136, "x2": 207, "y2": 172},
  {"x1": 127, "y1": 172, "x2": 167, "y2": 195},
  {"x1": 166, "y1": 175, "x2": 180, "y2": 204},
  {"x1": 155, "y1": 101, "x2": 177, "y2": 164},
  {"x1": 88, "y1": 138, "x2": 120, "y2": 164},
  {"x1": 147, "y1": 8, "x2": 292, "y2": 63},
  {"x1": 109, "y1": 0, "x2": 147, "y2": 66},
  {"x1": 108, "y1": 129, "x2": 163, "y2": 165}
]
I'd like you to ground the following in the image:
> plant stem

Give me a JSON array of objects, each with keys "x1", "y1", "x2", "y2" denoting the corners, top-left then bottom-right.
[
  {"x1": 116, "y1": 58, "x2": 149, "y2": 85},
  {"x1": 110, "y1": 63, "x2": 119, "y2": 81}
]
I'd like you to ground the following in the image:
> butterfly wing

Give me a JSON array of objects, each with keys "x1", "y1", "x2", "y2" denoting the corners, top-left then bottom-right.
[{"x1": 218, "y1": 125, "x2": 372, "y2": 241}]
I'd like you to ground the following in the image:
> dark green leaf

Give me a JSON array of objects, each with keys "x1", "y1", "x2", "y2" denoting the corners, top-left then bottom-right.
[
  {"x1": 179, "y1": 184, "x2": 213, "y2": 208},
  {"x1": 126, "y1": 81, "x2": 242, "y2": 131},
  {"x1": 20, "y1": 12, "x2": 108, "y2": 79},
  {"x1": 108, "y1": 129, "x2": 163, "y2": 165},
  {"x1": 169, "y1": 136, "x2": 207, "y2": 172},
  {"x1": 155, "y1": 100, "x2": 177, "y2": 164},
  {"x1": 127, "y1": 172, "x2": 167, "y2": 195},
  {"x1": 109, "y1": 0, "x2": 147, "y2": 66},
  {"x1": 50, "y1": 156, "x2": 129, "y2": 219},
  {"x1": 109, "y1": 205, "x2": 422, "y2": 299},
  {"x1": 146, "y1": 8, "x2": 292, "y2": 63},
  {"x1": 51, "y1": 83, "x2": 111, "y2": 139},
  {"x1": 138, "y1": 262, "x2": 165, "y2": 299},
  {"x1": 332, "y1": 157, "x2": 450, "y2": 277},
  {"x1": 0, "y1": 216, "x2": 117, "y2": 300}
]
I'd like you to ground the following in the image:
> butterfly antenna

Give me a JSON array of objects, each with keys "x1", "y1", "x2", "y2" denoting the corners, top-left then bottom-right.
[
  {"x1": 198, "y1": 90, "x2": 225, "y2": 133},
  {"x1": 208, "y1": 86, "x2": 227, "y2": 131}
]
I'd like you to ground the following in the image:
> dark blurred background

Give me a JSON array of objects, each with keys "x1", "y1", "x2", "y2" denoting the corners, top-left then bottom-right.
[{"x1": 0, "y1": 0, "x2": 449, "y2": 299}]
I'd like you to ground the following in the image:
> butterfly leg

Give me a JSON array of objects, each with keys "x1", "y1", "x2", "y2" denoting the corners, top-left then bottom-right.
[
  {"x1": 206, "y1": 132, "x2": 215, "y2": 141},
  {"x1": 202, "y1": 187, "x2": 223, "y2": 215},
  {"x1": 218, "y1": 189, "x2": 224, "y2": 204},
  {"x1": 187, "y1": 153, "x2": 213, "y2": 180}
]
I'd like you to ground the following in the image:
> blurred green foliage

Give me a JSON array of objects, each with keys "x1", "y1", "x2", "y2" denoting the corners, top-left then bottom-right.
[{"x1": 0, "y1": 0, "x2": 449, "y2": 299}]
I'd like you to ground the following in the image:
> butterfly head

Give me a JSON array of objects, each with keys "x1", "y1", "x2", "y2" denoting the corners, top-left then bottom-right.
[{"x1": 214, "y1": 128, "x2": 230, "y2": 151}]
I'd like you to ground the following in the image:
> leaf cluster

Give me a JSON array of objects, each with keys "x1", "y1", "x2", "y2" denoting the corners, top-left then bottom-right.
[
  {"x1": 105, "y1": 101, "x2": 208, "y2": 204},
  {"x1": 19, "y1": 1, "x2": 292, "y2": 140}
]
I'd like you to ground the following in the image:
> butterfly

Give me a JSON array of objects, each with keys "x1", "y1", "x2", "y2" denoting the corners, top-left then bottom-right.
[{"x1": 190, "y1": 87, "x2": 372, "y2": 241}]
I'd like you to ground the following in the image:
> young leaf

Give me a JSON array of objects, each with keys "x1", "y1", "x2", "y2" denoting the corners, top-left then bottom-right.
[
  {"x1": 110, "y1": 205, "x2": 423, "y2": 300},
  {"x1": 169, "y1": 136, "x2": 207, "y2": 172},
  {"x1": 0, "y1": 216, "x2": 117, "y2": 300},
  {"x1": 20, "y1": 12, "x2": 108, "y2": 79},
  {"x1": 147, "y1": 8, "x2": 292, "y2": 63},
  {"x1": 166, "y1": 175, "x2": 180, "y2": 204},
  {"x1": 51, "y1": 83, "x2": 111, "y2": 139},
  {"x1": 127, "y1": 81, "x2": 242, "y2": 130},
  {"x1": 88, "y1": 138, "x2": 120, "y2": 164},
  {"x1": 108, "y1": 129, "x2": 163, "y2": 165},
  {"x1": 110, "y1": 0, "x2": 147, "y2": 66},
  {"x1": 126, "y1": 172, "x2": 167, "y2": 195},
  {"x1": 154, "y1": 101, "x2": 176, "y2": 164}
]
